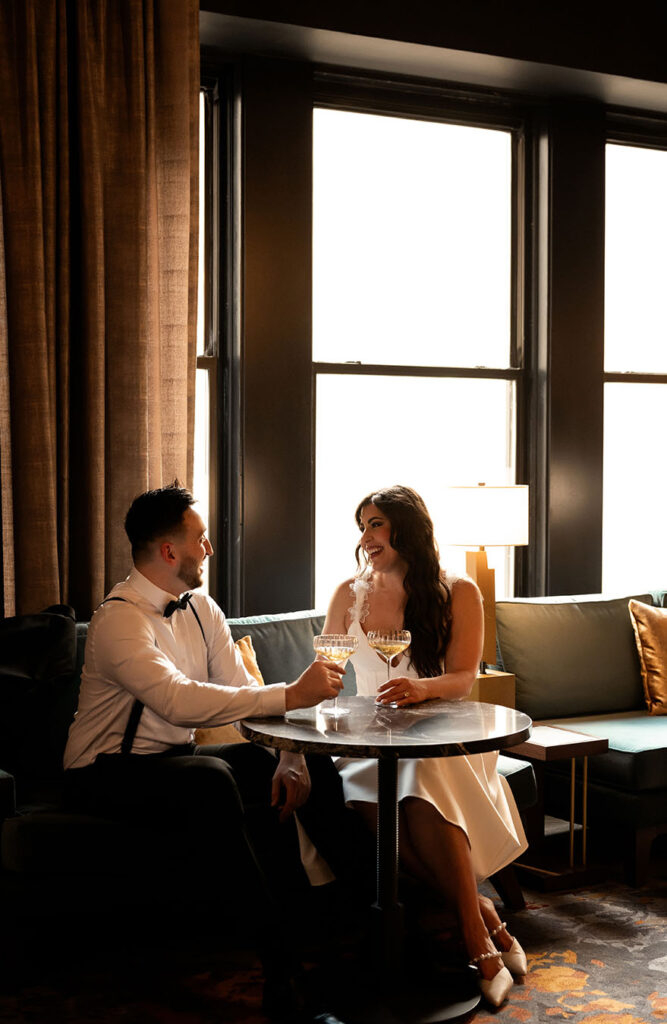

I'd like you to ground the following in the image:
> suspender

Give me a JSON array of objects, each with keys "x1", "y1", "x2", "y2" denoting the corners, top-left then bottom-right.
[
  {"x1": 121, "y1": 697, "x2": 145, "y2": 755},
  {"x1": 187, "y1": 601, "x2": 205, "y2": 643},
  {"x1": 101, "y1": 595, "x2": 206, "y2": 755}
]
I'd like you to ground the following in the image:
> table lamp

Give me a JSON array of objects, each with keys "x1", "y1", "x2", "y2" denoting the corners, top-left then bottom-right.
[{"x1": 444, "y1": 484, "x2": 529, "y2": 670}]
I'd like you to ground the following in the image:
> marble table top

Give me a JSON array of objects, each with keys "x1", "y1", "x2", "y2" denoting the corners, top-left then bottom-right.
[{"x1": 240, "y1": 695, "x2": 532, "y2": 758}]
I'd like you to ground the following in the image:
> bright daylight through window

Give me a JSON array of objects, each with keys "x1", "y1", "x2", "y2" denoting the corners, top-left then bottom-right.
[
  {"x1": 313, "y1": 108, "x2": 517, "y2": 610},
  {"x1": 603, "y1": 142, "x2": 667, "y2": 594},
  {"x1": 194, "y1": 89, "x2": 210, "y2": 593}
]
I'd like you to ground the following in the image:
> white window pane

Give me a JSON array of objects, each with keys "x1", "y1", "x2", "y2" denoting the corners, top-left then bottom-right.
[
  {"x1": 193, "y1": 367, "x2": 210, "y2": 594},
  {"x1": 197, "y1": 90, "x2": 206, "y2": 358},
  {"x1": 605, "y1": 144, "x2": 667, "y2": 373},
  {"x1": 603, "y1": 382, "x2": 667, "y2": 593},
  {"x1": 313, "y1": 109, "x2": 512, "y2": 368},
  {"x1": 314, "y1": 375, "x2": 516, "y2": 610}
]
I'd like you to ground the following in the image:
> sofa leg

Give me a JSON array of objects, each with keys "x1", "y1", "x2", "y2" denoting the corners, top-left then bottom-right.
[
  {"x1": 489, "y1": 865, "x2": 526, "y2": 912},
  {"x1": 625, "y1": 826, "x2": 659, "y2": 887}
]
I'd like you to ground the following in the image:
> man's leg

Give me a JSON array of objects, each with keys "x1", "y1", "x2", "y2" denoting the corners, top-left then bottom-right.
[
  {"x1": 195, "y1": 742, "x2": 310, "y2": 897},
  {"x1": 297, "y1": 754, "x2": 376, "y2": 905},
  {"x1": 63, "y1": 749, "x2": 304, "y2": 1014}
]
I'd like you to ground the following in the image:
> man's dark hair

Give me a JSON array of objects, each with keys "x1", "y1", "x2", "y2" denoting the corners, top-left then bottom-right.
[{"x1": 124, "y1": 482, "x2": 195, "y2": 561}]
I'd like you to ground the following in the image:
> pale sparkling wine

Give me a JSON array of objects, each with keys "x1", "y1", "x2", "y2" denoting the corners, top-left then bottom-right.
[
  {"x1": 368, "y1": 640, "x2": 409, "y2": 658},
  {"x1": 314, "y1": 644, "x2": 356, "y2": 662}
]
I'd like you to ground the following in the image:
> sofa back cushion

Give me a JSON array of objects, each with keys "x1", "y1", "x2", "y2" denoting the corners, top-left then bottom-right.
[
  {"x1": 0, "y1": 612, "x2": 78, "y2": 779},
  {"x1": 495, "y1": 594, "x2": 650, "y2": 720},
  {"x1": 226, "y1": 609, "x2": 357, "y2": 694}
]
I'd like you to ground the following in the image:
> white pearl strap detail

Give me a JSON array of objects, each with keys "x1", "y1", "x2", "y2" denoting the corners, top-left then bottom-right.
[{"x1": 469, "y1": 950, "x2": 503, "y2": 965}]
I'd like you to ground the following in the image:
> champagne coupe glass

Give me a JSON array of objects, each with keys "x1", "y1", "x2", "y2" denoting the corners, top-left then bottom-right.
[
  {"x1": 313, "y1": 633, "x2": 358, "y2": 717},
  {"x1": 367, "y1": 629, "x2": 411, "y2": 708}
]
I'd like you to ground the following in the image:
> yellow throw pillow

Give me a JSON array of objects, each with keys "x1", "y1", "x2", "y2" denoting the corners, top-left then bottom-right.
[
  {"x1": 194, "y1": 634, "x2": 265, "y2": 745},
  {"x1": 628, "y1": 600, "x2": 667, "y2": 715}
]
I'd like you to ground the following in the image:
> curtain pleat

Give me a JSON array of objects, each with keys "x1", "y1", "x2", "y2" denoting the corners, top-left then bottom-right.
[
  {"x1": 0, "y1": 0, "x2": 62, "y2": 616},
  {"x1": 0, "y1": 187, "x2": 15, "y2": 613},
  {"x1": 0, "y1": 0, "x2": 199, "y2": 619}
]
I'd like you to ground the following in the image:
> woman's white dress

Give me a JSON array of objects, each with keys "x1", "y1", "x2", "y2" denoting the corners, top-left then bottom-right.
[{"x1": 334, "y1": 576, "x2": 528, "y2": 882}]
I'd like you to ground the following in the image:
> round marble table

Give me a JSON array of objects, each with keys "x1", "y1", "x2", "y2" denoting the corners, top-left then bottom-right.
[{"x1": 241, "y1": 695, "x2": 532, "y2": 1024}]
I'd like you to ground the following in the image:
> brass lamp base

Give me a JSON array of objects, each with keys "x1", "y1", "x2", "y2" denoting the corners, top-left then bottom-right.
[{"x1": 465, "y1": 548, "x2": 497, "y2": 666}]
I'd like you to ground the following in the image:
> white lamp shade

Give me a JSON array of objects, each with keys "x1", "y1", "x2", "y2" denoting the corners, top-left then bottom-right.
[{"x1": 443, "y1": 485, "x2": 529, "y2": 547}]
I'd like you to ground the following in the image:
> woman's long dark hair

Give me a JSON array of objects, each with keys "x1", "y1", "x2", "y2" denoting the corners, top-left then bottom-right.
[{"x1": 355, "y1": 485, "x2": 452, "y2": 678}]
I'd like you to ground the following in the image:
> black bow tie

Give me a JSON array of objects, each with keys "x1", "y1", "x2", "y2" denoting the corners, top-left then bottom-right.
[{"x1": 163, "y1": 593, "x2": 192, "y2": 618}]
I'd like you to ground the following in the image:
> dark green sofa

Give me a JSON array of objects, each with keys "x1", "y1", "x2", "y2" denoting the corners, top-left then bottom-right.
[
  {"x1": 495, "y1": 590, "x2": 667, "y2": 885},
  {"x1": 0, "y1": 606, "x2": 536, "y2": 915}
]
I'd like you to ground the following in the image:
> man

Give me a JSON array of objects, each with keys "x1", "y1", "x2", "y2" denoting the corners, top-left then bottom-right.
[{"x1": 63, "y1": 483, "x2": 356, "y2": 1023}]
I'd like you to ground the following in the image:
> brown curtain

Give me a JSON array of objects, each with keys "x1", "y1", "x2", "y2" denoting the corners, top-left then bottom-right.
[{"x1": 0, "y1": 0, "x2": 199, "y2": 619}]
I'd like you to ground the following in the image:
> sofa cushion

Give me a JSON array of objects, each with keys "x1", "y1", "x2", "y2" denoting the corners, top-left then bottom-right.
[
  {"x1": 1, "y1": 810, "x2": 194, "y2": 874},
  {"x1": 544, "y1": 774, "x2": 667, "y2": 829},
  {"x1": 0, "y1": 612, "x2": 78, "y2": 780},
  {"x1": 497, "y1": 754, "x2": 536, "y2": 810},
  {"x1": 540, "y1": 712, "x2": 667, "y2": 791},
  {"x1": 226, "y1": 610, "x2": 358, "y2": 695},
  {"x1": 628, "y1": 600, "x2": 667, "y2": 715},
  {"x1": 495, "y1": 594, "x2": 651, "y2": 720},
  {"x1": 0, "y1": 769, "x2": 16, "y2": 820},
  {"x1": 195, "y1": 635, "x2": 264, "y2": 745}
]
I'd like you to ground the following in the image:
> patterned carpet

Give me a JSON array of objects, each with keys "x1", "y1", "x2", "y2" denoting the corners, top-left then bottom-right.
[{"x1": 1, "y1": 840, "x2": 665, "y2": 1024}]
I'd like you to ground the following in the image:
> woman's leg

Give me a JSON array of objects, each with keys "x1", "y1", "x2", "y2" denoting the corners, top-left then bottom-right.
[
  {"x1": 398, "y1": 797, "x2": 507, "y2": 981},
  {"x1": 350, "y1": 797, "x2": 508, "y2": 979},
  {"x1": 477, "y1": 893, "x2": 514, "y2": 953}
]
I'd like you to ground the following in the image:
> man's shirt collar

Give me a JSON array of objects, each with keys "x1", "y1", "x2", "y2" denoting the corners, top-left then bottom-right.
[{"x1": 127, "y1": 566, "x2": 182, "y2": 615}]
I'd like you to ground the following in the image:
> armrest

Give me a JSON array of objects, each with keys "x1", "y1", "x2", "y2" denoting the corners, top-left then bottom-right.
[{"x1": 0, "y1": 768, "x2": 17, "y2": 821}]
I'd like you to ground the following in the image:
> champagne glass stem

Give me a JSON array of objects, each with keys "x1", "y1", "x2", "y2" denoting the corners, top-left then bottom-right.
[{"x1": 328, "y1": 656, "x2": 340, "y2": 716}]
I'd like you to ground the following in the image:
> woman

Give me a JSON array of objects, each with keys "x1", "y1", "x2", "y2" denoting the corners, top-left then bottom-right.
[{"x1": 323, "y1": 485, "x2": 528, "y2": 1006}]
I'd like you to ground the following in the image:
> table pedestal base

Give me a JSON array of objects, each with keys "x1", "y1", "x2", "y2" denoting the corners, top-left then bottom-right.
[
  {"x1": 329, "y1": 966, "x2": 480, "y2": 1024},
  {"x1": 343, "y1": 758, "x2": 480, "y2": 1022}
]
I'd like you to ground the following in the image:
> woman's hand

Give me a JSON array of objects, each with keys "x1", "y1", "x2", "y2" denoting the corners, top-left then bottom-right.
[
  {"x1": 271, "y1": 751, "x2": 311, "y2": 822},
  {"x1": 375, "y1": 675, "x2": 433, "y2": 706}
]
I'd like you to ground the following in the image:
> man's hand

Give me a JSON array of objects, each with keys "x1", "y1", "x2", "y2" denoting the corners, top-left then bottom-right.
[
  {"x1": 271, "y1": 752, "x2": 311, "y2": 822},
  {"x1": 284, "y1": 659, "x2": 345, "y2": 711}
]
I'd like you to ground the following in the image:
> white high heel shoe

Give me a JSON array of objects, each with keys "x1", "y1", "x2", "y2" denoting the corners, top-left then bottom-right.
[
  {"x1": 469, "y1": 950, "x2": 514, "y2": 1007},
  {"x1": 490, "y1": 921, "x2": 528, "y2": 976}
]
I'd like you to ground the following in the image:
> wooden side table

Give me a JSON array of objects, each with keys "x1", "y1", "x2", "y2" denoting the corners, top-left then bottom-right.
[
  {"x1": 465, "y1": 669, "x2": 515, "y2": 708},
  {"x1": 504, "y1": 724, "x2": 608, "y2": 889}
]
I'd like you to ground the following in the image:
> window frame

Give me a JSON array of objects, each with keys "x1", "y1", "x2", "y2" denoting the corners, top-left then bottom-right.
[
  {"x1": 199, "y1": 53, "x2": 615, "y2": 613},
  {"x1": 311, "y1": 72, "x2": 532, "y2": 603},
  {"x1": 198, "y1": 64, "x2": 243, "y2": 613},
  {"x1": 601, "y1": 116, "x2": 667, "y2": 591},
  {"x1": 605, "y1": 114, "x2": 667, "y2": 388}
]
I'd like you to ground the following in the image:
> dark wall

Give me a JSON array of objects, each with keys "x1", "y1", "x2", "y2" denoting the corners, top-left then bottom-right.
[{"x1": 241, "y1": 59, "x2": 314, "y2": 613}]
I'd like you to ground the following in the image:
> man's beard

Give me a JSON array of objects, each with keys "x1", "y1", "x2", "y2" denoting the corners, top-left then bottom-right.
[{"x1": 177, "y1": 555, "x2": 203, "y2": 591}]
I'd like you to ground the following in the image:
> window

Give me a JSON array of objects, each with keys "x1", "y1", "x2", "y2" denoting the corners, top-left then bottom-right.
[
  {"x1": 603, "y1": 141, "x2": 667, "y2": 593},
  {"x1": 194, "y1": 81, "x2": 224, "y2": 599},
  {"x1": 313, "y1": 107, "x2": 521, "y2": 609}
]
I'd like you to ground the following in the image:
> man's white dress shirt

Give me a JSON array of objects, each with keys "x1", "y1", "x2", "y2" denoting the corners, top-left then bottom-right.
[{"x1": 64, "y1": 568, "x2": 286, "y2": 770}]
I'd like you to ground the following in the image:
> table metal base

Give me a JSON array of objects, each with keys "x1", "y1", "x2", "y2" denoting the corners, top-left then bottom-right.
[
  {"x1": 338, "y1": 757, "x2": 480, "y2": 1023},
  {"x1": 329, "y1": 966, "x2": 480, "y2": 1024}
]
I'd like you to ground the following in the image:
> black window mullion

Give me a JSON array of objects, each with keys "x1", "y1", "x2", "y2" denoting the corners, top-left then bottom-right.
[{"x1": 313, "y1": 362, "x2": 521, "y2": 380}]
